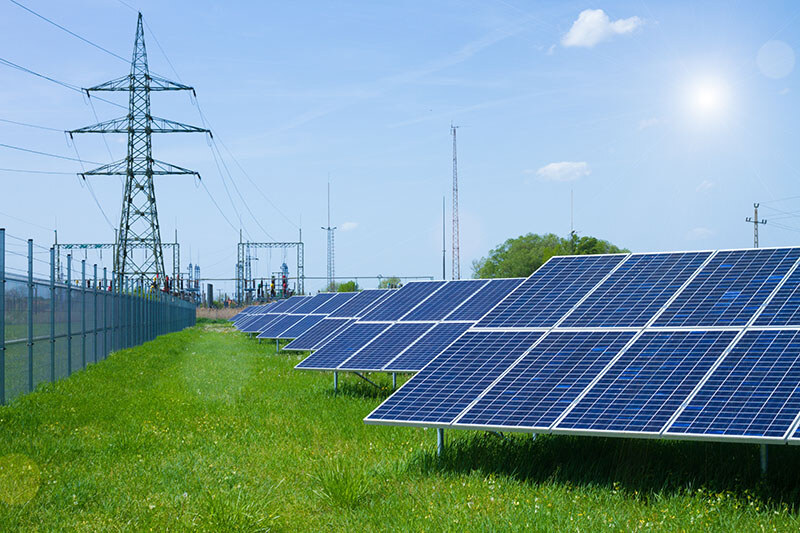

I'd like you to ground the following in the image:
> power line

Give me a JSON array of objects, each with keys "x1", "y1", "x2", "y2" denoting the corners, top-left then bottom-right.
[
  {"x1": 0, "y1": 117, "x2": 63, "y2": 132},
  {"x1": 0, "y1": 141, "x2": 101, "y2": 164},
  {"x1": 0, "y1": 167, "x2": 73, "y2": 175},
  {"x1": 70, "y1": 142, "x2": 116, "y2": 230}
]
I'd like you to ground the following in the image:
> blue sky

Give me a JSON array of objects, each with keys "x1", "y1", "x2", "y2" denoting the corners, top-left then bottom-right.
[{"x1": 1, "y1": 1, "x2": 799, "y2": 293}]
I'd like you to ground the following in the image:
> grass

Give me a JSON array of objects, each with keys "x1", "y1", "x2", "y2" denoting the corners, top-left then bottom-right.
[{"x1": 1, "y1": 322, "x2": 800, "y2": 530}]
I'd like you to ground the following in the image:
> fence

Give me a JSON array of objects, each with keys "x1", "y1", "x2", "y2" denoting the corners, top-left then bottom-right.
[{"x1": 0, "y1": 229, "x2": 196, "y2": 404}]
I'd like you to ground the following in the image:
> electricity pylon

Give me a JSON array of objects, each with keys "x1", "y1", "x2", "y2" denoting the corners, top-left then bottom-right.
[{"x1": 69, "y1": 13, "x2": 209, "y2": 287}]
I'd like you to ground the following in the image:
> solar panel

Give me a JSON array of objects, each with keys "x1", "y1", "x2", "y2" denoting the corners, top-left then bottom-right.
[
  {"x1": 384, "y1": 322, "x2": 472, "y2": 372},
  {"x1": 310, "y1": 292, "x2": 357, "y2": 315},
  {"x1": 276, "y1": 315, "x2": 326, "y2": 339},
  {"x1": 754, "y1": 265, "x2": 800, "y2": 326},
  {"x1": 241, "y1": 314, "x2": 283, "y2": 333},
  {"x1": 561, "y1": 252, "x2": 711, "y2": 327},
  {"x1": 284, "y1": 318, "x2": 356, "y2": 351},
  {"x1": 295, "y1": 323, "x2": 392, "y2": 370},
  {"x1": 654, "y1": 248, "x2": 800, "y2": 327},
  {"x1": 666, "y1": 330, "x2": 800, "y2": 440},
  {"x1": 475, "y1": 255, "x2": 626, "y2": 328},
  {"x1": 359, "y1": 281, "x2": 447, "y2": 322},
  {"x1": 328, "y1": 289, "x2": 393, "y2": 318},
  {"x1": 365, "y1": 331, "x2": 543, "y2": 425},
  {"x1": 444, "y1": 278, "x2": 524, "y2": 322},
  {"x1": 455, "y1": 331, "x2": 634, "y2": 430},
  {"x1": 266, "y1": 299, "x2": 297, "y2": 313},
  {"x1": 338, "y1": 323, "x2": 436, "y2": 371},
  {"x1": 257, "y1": 315, "x2": 304, "y2": 339},
  {"x1": 289, "y1": 293, "x2": 337, "y2": 314},
  {"x1": 281, "y1": 295, "x2": 313, "y2": 313},
  {"x1": 401, "y1": 280, "x2": 488, "y2": 321},
  {"x1": 556, "y1": 330, "x2": 737, "y2": 434}
]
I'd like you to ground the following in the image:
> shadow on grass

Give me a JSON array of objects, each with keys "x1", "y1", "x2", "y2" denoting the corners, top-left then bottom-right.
[
  {"x1": 324, "y1": 375, "x2": 396, "y2": 400},
  {"x1": 408, "y1": 432, "x2": 800, "y2": 508}
]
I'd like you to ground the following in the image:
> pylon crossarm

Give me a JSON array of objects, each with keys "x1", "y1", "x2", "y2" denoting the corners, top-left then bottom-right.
[
  {"x1": 69, "y1": 116, "x2": 208, "y2": 135},
  {"x1": 77, "y1": 159, "x2": 201, "y2": 177},
  {"x1": 85, "y1": 74, "x2": 193, "y2": 93}
]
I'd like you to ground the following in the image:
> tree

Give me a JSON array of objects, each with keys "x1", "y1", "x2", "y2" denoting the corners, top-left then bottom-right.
[
  {"x1": 337, "y1": 280, "x2": 359, "y2": 292},
  {"x1": 472, "y1": 232, "x2": 628, "y2": 279},
  {"x1": 378, "y1": 276, "x2": 402, "y2": 289}
]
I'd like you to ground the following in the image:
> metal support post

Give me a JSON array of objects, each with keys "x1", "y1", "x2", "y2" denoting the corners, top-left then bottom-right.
[
  {"x1": 760, "y1": 444, "x2": 768, "y2": 476},
  {"x1": 50, "y1": 248, "x2": 55, "y2": 382},
  {"x1": 437, "y1": 428, "x2": 444, "y2": 457},
  {"x1": 93, "y1": 264, "x2": 98, "y2": 363},
  {"x1": 0, "y1": 228, "x2": 5, "y2": 405},
  {"x1": 392, "y1": 373, "x2": 397, "y2": 389},
  {"x1": 275, "y1": 338, "x2": 279, "y2": 353},
  {"x1": 66, "y1": 255, "x2": 72, "y2": 375},
  {"x1": 531, "y1": 433, "x2": 537, "y2": 441},
  {"x1": 102, "y1": 267, "x2": 107, "y2": 359},
  {"x1": 81, "y1": 260, "x2": 86, "y2": 368},
  {"x1": 27, "y1": 240, "x2": 33, "y2": 392},
  {"x1": 333, "y1": 371, "x2": 338, "y2": 392}
]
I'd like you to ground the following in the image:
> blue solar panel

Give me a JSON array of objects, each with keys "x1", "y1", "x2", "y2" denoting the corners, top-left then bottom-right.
[
  {"x1": 385, "y1": 322, "x2": 472, "y2": 372},
  {"x1": 476, "y1": 255, "x2": 626, "y2": 328},
  {"x1": 654, "y1": 248, "x2": 800, "y2": 327},
  {"x1": 276, "y1": 315, "x2": 326, "y2": 339},
  {"x1": 328, "y1": 289, "x2": 393, "y2": 318},
  {"x1": 311, "y1": 292, "x2": 357, "y2": 315},
  {"x1": 401, "y1": 280, "x2": 488, "y2": 321},
  {"x1": 365, "y1": 331, "x2": 543, "y2": 424},
  {"x1": 269, "y1": 298, "x2": 301, "y2": 313},
  {"x1": 754, "y1": 264, "x2": 800, "y2": 326},
  {"x1": 257, "y1": 315, "x2": 303, "y2": 339},
  {"x1": 359, "y1": 281, "x2": 447, "y2": 321},
  {"x1": 241, "y1": 314, "x2": 282, "y2": 333},
  {"x1": 561, "y1": 252, "x2": 711, "y2": 327},
  {"x1": 284, "y1": 318, "x2": 356, "y2": 351},
  {"x1": 667, "y1": 330, "x2": 800, "y2": 439},
  {"x1": 281, "y1": 295, "x2": 313, "y2": 313},
  {"x1": 455, "y1": 331, "x2": 634, "y2": 430},
  {"x1": 444, "y1": 278, "x2": 524, "y2": 322},
  {"x1": 338, "y1": 323, "x2": 436, "y2": 371},
  {"x1": 557, "y1": 331, "x2": 736, "y2": 433},
  {"x1": 290, "y1": 293, "x2": 337, "y2": 314},
  {"x1": 295, "y1": 323, "x2": 392, "y2": 370}
]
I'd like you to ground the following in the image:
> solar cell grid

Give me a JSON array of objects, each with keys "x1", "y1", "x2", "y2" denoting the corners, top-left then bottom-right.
[
  {"x1": 561, "y1": 252, "x2": 711, "y2": 328},
  {"x1": 754, "y1": 264, "x2": 800, "y2": 326},
  {"x1": 240, "y1": 314, "x2": 282, "y2": 333},
  {"x1": 654, "y1": 248, "x2": 800, "y2": 327},
  {"x1": 667, "y1": 330, "x2": 800, "y2": 439},
  {"x1": 257, "y1": 315, "x2": 303, "y2": 338},
  {"x1": 456, "y1": 331, "x2": 634, "y2": 430},
  {"x1": 365, "y1": 331, "x2": 543, "y2": 424},
  {"x1": 289, "y1": 293, "x2": 337, "y2": 314},
  {"x1": 311, "y1": 292, "x2": 357, "y2": 315},
  {"x1": 385, "y1": 322, "x2": 472, "y2": 372},
  {"x1": 359, "y1": 281, "x2": 447, "y2": 321},
  {"x1": 276, "y1": 315, "x2": 326, "y2": 339},
  {"x1": 284, "y1": 318, "x2": 356, "y2": 351},
  {"x1": 328, "y1": 289, "x2": 392, "y2": 318},
  {"x1": 280, "y1": 295, "x2": 312, "y2": 313},
  {"x1": 295, "y1": 323, "x2": 391, "y2": 369},
  {"x1": 444, "y1": 278, "x2": 524, "y2": 322},
  {"x1": 557, "y1": 330, "x2": 737, "y2": 434},
  {"x1": 476, "y1": 255, "x2": 626, "y2": 328},
  {"x1": 401, "y1": 280, "x2": 487, "y2": 321},
  {"x1": 338, "y1": 323, "x2": 435, "y2": 371}
]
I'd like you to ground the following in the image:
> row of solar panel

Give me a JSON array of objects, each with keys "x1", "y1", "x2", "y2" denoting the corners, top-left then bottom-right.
[{"x1": 365, "y1": 328, "x2": 800, "y2": 444}]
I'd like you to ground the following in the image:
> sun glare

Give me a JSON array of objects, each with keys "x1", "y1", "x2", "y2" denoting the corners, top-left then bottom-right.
[{"x1": 686, "y1": 78, "x2": 730, "y2": 119}]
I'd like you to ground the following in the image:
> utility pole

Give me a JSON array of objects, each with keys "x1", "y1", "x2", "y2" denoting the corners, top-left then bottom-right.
[
  {"x1": 69, "y1": 13, "x2": 209, "y2": 288},
  {"x1": 322, "y1": 180, "x2": 336, "y2": 291},
  {"x1": 570, "y1": 189, "x2": 576, "y2": 254},
  {"x1": 451, "y1": 124, "x2": 461, "y2": 280},
  {"x1": 746, "y1": 203, "x2": 767, "y2": 248}
]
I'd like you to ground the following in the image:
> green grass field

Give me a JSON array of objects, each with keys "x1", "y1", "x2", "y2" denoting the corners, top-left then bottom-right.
[{"x1": 1, "y1": 321, "x2": 800, "y2": 531}]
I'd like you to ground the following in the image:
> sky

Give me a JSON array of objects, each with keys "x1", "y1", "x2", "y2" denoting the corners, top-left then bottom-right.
[{"x1": 1, "y1": 0, "x2": 800, "y2": 294}]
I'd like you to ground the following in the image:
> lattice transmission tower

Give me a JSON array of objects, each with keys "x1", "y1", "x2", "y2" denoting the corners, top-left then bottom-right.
[
  {"x1": 451, "y1": 124, "x2": 461, "y2": 280},
  {"x1": 322, "y1": 181, "x2": 336, "y2": 290},
  {"x1": 69, "y1": 13, "x2": 209, "y2": 287}
]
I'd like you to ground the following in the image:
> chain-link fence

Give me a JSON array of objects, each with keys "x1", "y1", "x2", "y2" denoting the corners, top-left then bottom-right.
[{"x1": 0, "y1": 229, "x2": 196, "y2": 404}]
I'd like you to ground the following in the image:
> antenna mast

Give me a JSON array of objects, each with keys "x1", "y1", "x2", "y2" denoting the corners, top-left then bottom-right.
[
  {"x1": 745, "y1": 203, "x2": 767, "y2": 248},
  {"x1": 451, "y1": 124, "x2": 461, "y2": 280},
  {"x1": 322, "y1": 180, "x2": 336, "y2": 290}
]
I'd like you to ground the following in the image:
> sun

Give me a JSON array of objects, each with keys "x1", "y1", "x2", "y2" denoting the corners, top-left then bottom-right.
[{"x1": 685, "y1": 78, "x2": 730, "y2": 119}]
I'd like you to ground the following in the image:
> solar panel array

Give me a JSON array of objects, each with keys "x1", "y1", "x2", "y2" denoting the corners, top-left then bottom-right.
[{"x1": 366, "y1": 247, "x2": 800, "y2": 446}]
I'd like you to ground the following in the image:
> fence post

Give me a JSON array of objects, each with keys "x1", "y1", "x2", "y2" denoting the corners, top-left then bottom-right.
[
  {"x1": 0, "y1": 228, "x2": 5, "y2": 405},
  {"x1": 102, "y1": 267, "x2": 107, "y2": 359},
  {"x1": 81, "y1": 259, "x2": 86, "y2": 369},
  {"x1": 128, "y1": 279, "x2": 133, "y2": 348},
  {"x1": 110, "y1": 274, "x2": 115, "y2": 354},
  {"x1": 27, "y1": 239, "x2": 33, "y2": 393},
  {"x1": 93, "y1": 264, "x2": 98, "y2": 364},
  {"x1": 66, "y1": 255, "x2": 72, "y2": 375},
  {"x1": 50, "y1": 247, "x2": 55, "y2": 382}
]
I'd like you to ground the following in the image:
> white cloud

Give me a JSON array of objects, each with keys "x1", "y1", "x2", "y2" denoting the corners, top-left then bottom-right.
[
  {"x1": 533, "y1": 161, "x2": 590, "y2": 182},
  {"x1": 696, "y1": 180, "x2": 714, "y2": 193},
  {"x1": 638, "y1": 117, "x2": 661, "y2": 130},
  {"x1": 562, "y1": 9, "x2": 642, "y2": 48},
  {"x1": 780, "y1": 87, "x2": 791, "y2": 95},
  {"x1": 687, "y1": 227, "x2": 715, "y2": 240},
  {"x1": 340, "y1": 221, "x2": 358, "y2": 231},
  {"x1": 546, "y1": 44, "x2": 557, "y2": 56}
]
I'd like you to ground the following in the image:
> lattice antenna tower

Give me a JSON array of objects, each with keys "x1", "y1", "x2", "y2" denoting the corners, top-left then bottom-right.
[
  {"x1": 322, "y1": 180, "x2": 336, "y2": 290},
  {"x1": 69, "y1": 13, "x2": 209, "y2": 287},
  {"x1": 745, "y1": 203, "x2": 767, "y2": 248},
  {"x1": 451, "y1": 123, "x2": 460, "y2": 280}
]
